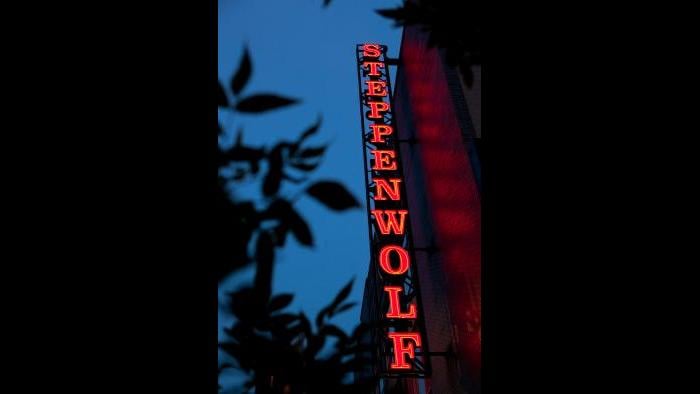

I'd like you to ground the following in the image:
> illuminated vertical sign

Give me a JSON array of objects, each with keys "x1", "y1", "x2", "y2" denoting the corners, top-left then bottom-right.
[{"x1": 355, "y1": 43, "x2": 430, "y2": 377}]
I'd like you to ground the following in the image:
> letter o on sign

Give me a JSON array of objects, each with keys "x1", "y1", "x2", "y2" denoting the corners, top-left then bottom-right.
[{"x1": 379, "y1": 245, "x2": 410, "y2": 275}]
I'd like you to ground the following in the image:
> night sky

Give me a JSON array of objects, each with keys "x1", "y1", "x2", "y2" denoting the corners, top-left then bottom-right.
[{"x1": 218, "y1": 0, "x2": 402, "y2": 389}]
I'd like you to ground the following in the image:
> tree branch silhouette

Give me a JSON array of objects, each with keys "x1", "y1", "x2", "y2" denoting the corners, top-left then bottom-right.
[{"x1": 217, "y1": 46, "x2": 374, "y2": 393}]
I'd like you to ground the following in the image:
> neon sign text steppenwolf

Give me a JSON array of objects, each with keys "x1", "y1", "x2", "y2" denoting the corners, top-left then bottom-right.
[{"x1": 355, "y1": 43, "x2": 430, "y2": 377}]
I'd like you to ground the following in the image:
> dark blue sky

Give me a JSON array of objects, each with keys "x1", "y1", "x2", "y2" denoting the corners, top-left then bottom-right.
[{"x1": 218, "y1": 0, "x2": 402, "y2": 387}]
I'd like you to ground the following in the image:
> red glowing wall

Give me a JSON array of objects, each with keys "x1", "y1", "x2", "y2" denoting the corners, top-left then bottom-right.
[{"x1": 395, "y1": 26, "x2": 482, "y2": 389}]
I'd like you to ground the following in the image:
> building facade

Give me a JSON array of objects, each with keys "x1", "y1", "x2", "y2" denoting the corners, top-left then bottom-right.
[{"x1": 360, "y1": 23, "x2": 482, "y2": 394}]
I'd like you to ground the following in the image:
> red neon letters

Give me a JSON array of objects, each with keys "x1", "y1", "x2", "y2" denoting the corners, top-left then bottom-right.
[
  {"x1": 378, "y1": 245, "x2": 410, "y2": 274},
  {"x1": 387, "y1": 332, "x2": 422, "y2": 369},
  {"x1": 362, "y1": 43, "x2": 381, "y2": 58},
  {"x1": 374, "y1": 178, "x2": 402, "y2": 201},
  {"x1": 361, "y1": 43, "x2": 422, "y2": 372},
  {"x1": 371, "y1": 210, "x2": 408, "y2": 235},
  {"x1": 362, "y1": 61, "x2": 385, "y2": 76},
  {"x1": 371, "y1": 150, "x2": 397, "y2": 171},
  {"x1": 365, "y1": 80, "x2": 388, "y2": 97},
  {"x1": 369, "y1": 124, "x2": 393, "y2": 143},
  {"x1": 384, "y1": 286, "x2": 417, "y2": 319},
  {"x1": 368, "y1": 101, "x2": 390, "y2": 119}
]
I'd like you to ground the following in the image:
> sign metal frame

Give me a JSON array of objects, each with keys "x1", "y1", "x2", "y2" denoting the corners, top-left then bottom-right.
[{"x1": 355, "y1": 43, "x2": 431, "y2": 378}]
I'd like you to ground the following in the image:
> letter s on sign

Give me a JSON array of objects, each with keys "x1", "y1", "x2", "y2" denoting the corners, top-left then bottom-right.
[{"x1": 362, "y1": 43, "x2": 381, "y2": 58}]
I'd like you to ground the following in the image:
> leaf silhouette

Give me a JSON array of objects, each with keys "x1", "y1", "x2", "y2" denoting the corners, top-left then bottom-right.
[
  {"x1": 375, "y1": 8, "x2": 400, "y2": 19},
  {"x1": 351, "y1": 323, "x2": 370, "y2": 340},
  {"x1": 316, "y1": 305, "x2": 330, "y2": 329},
  {"x1": 219, "y1": 342, "x2": 242, "y2": 363},
  {"x1": 289, "y1": 117, "x2": 323, "y2": 158},
  {"x1": 262, "y1": 199, "x2": 313, "y2": 247},
  {"x1": 306, "y1": 181, "x2": 360, "y2": 210},
  {"x1": 376, "y1": 2, "x2": 423, "y2": 26},
  {"x1": 263, "y1": 145, "x2": 284, "y2": 196},
  {"x1": 254, "y1": 231, "x2": 275, "y2": 299},
  {"x1": 231, "y1": 45, "x2": 252, "y2": 95},
  {"x1": 263, "y1": 167, "x2": 283, "y2": 196},
  {"x1": 226, "y1": 287, "x2": 259, "y2": 321},
  {"x1": 289, "y1": 161, "x2": 321, "y2": 172},
  {"x1": 267, "y1": 313, "x2": 298, "y2": 328},
  {"x1": 269, "y1": 293, "x2": 294, "y2": 312},
  {"x1": 235, "y1": 94, "x2": 299, "y2": 113},
  {"x1": 218, "y1": 130, "x2": 265, "y2": 176},
  {"x1": 305, "y1": 335, "x2": 326, "y2": 359},
  {"x1": 330, "y1": 278, "x2": 354, "y2": 313},
  {"x1": 321, "y1": 324, "x2": 348, "y2": 342},
  {"x1": 297, "y1": 312, "x2": 312, "y2": 338},
  {"x1": 300, "y1": 116, "x2": 322, "y2": 142},
  {"x1": 288, "y1": 207, "x2": 313, "y2": 246},
  {"x1": 333, "y1": 302, "x2": 357, "y2": 316},
  {"x1": 297, "y1": 146, "x2": 327, "y2": 158},
  {"x1": 234, "y1": 128, "x2": 243, "y2": 146},
  {"x1": 282, "y1": 173, "x2": 307, "y2": 183},
  {"x1": 272, "y1": 223, "x2": 289, "y2": 246},
  {"x1": 217, "y1": 81, "x2": 228, "y2": 107}
]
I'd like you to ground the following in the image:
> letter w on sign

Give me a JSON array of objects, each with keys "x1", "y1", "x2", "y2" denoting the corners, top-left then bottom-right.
[{"x1": 371, "y1": 209, "x2": 408, "y2": 235}]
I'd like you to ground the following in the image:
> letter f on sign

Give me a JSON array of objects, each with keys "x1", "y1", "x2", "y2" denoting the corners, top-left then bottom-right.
[{"x1": 388, "y1": 332, "x2": 422, "y2": 370}]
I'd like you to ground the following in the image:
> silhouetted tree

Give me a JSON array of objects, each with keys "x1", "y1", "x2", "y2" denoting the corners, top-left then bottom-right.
[
  {"x1": 220, "y1": 280, "x2": 377, "y2": 393},
  {"x1": 377, "y1": 0, "x2": 481, "y2": 86},
  {"x1": 217, "y1": 46, "x2": 374, "y2": 393}
]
